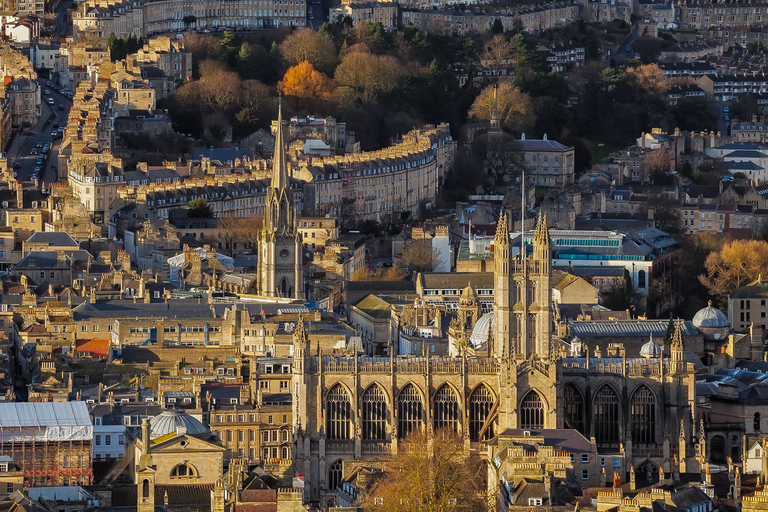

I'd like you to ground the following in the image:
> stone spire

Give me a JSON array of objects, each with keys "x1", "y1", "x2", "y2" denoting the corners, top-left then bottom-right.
[
  {"x1": 491, "y1": 83, "x2": 500, "y2": 131},
  {"x1": 272, "y1": 95, "x2": 288, "y2": 191}
]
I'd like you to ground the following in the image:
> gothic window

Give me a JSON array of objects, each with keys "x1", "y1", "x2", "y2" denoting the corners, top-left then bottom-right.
[
  {"x1": 563, "y1": 384, "x2": 585, "y2": 435},
  {"x1": 397, "y1": 384, "x2": 423, "y2": 438},
  {"x1": 520, "y1": 391, "x2": 545, "y2": 429},
  {"x1": 594, "y1": 385, "x2": 620, "y2": 446},
  {"x1": 469, "y1": 385, "x2": 495, "y2": 441},
  {"x1": 433, "y1": 384, "x2": 459, "y2": 432},
  {"x1": 328, "y1": 460, "x2": 343, "y2": 491},
  {"x1": 362, "y1": 385, "x2": 387, "y2": 441},
  {"x1": 326, "y1": 385, "x2": 352, "y2": 440},
  {"x1": 630, "y1": 385, "x2": 656, "y2": 444},
  {"x1": 755, "y1": 412, "x2": 761, "y2": 432}
]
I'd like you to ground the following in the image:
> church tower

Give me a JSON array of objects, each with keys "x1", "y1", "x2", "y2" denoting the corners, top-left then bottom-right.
[
  {"x1": 488, "y1": 83, "x2": 503, "y2": 145},
  {"x1": 493, "y1": 211, "x2": 552, "y2": 359},
  {"x1": 258, "y1": 98, "x2": 304, "y2": 298}
]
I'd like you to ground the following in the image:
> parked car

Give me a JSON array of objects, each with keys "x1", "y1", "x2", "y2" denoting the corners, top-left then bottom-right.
[{"x1": 57, "y1": 104, "x2": 64, "y2": 110}]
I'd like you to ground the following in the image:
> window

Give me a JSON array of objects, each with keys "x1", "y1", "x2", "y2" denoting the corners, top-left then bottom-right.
[
  {"x1": 105, "y1": 435, "x2": 111, "y2": 446},
  {"x1": 469, "y1": 385, "x2": 494, "y2": 441},
  {"x1": 362, "y1": 385, "x2": 387, "y2": 440},
  {"x1": 282, "y1": 430, "x2": 288, "y2": 442},
  {"x1": 6, "y1": 483, "x2": 13, "y2": 494},
  {"x1": 171, "y1": 464, "x2": 195, "y2": 477},
  {"x1": 755, "y1": 412, "x2": 761, "y2": 431},
  {"x1": 563, "y1": 384, "x2": 585, "y2": 435},
  {"x1": 397, "y1": 384, "x2": 423, "y2": 438},
  {"x1": 582, "y1": 469, "x2": 589, "y2": 480},
  {"x1": 594, "y1": 385, "x2": 620, "y2": 446},
  {"x1": 263, "y1": 431, "x2": 269, "y2": 442},
  {"x1": 327, "y1": 385, "x2": 352, "y2": 440},
  {"x1": 529, "y1": 499, "x2": 543, "y2": 506},
  {"x1": 433, "y1": 385, "x2": 459, "y2": 432},
  {"x1": 520, "y1": 391, "x2": 545, "y2": 429},
  {"x1": 630, "y1": 385, "x2": 656, "y2": 444},
  {"x1": 95, "y1": 435, "x2": 101, "y2": 446},
  {"x1": 600, "y1": 457, "x2": 606, "y2": 467},
  {"x1": 582, "y1": 454, "x2": 589, "y2": 463},
  {"x1": 613, "y1": 458, "x2": 621, "y2": 468},
  {"x1": 328, "y1": 460, "x2": 343, "y2": 491},
  {"x1": 118, "y1": 435, "x2": 125, "y2": 445}
]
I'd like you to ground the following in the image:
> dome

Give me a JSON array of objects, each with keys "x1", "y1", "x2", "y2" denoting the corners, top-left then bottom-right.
[
  {"x1": 640, "y1": 337, "x2": 662, "y2": 358},
  {"x1": 469, "y1": 312, "x2": 494, "y2": 348},
  {"x1": 693, "y1": 301, "x2": 729, "y2": 329},
  {"x1": 149, "y1": 409, "x2": 209, "y2": 439},
  {"x1": 460, "y1": 283, "x2": 477, "y2": 304}
]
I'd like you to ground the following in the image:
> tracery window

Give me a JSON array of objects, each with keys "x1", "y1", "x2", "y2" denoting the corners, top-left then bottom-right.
[
  {"x1": 594, "y1": 385, "x2": 620, "y2": 446},
  {"x1": 520, "y1": 391, "x2": 545, "y2": 429},
  {"x1": 630, "y1": 385, "x2": 656, "y2": 444},
  {"x1": 362, "y1": 385, "x2": 387, "y2": 440},
  {"x1": 563, "y1": 384, "x2": 585, "y2": 435},
  {"x1": 469, "y1": 385, "x2": 495, "y2": 441},
  {"x1": 326, "y1": 384, "x2": 352, "y2": 440},
  {"x1": 328, "y1": 460, "x2": 343, "y2": 491},
  {"x1": 397, "y1": 384, "x2": 423, "y2": 438},
  {"x1": 433, "y1": 384, "x2": 459, "y2": 432}
]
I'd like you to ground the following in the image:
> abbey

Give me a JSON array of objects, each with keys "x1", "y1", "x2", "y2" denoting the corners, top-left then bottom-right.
[{"x1": 291, "y1": 213, "x2": 701, "y2": 507}]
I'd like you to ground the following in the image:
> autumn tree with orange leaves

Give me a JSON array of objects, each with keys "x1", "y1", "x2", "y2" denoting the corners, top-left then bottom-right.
[
  {"x1": 700, "y1": 239, "x2": 768, "y2": 307},
  {"x1": 278, "y1": 61, "x2": 334, "y2": 100}
]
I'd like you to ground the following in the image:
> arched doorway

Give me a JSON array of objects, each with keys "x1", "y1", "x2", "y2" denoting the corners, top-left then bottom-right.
[{"x1": 710, "y1": 435, "x2": 726, "y2": 463}]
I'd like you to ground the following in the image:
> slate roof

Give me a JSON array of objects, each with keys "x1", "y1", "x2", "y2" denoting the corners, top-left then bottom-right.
[
  {"x1": 72, "y1": 300, "x2": 216, "y2": 321},
  {"x1": 354, "y1": 294, "x2": 392, "y2": 318},
  {"x1": 25, "y1": 232, "x2": 78, "y2": 247},
  {"x1": 418, "y1": 272, "x2": 494, "y2": 290}
]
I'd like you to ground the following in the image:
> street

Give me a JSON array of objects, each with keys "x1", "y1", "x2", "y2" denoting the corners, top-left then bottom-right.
[{"x1": 8, "y1": 79, "x2": 72, "y2": 186}]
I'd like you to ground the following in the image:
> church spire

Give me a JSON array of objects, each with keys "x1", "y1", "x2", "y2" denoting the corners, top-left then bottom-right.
[
  {"x1": 491, "y1": 84, "x2": 500, "y2": 128},
  {"x1": 273, "y1": 96, "x2": 289, "y2": 191}
]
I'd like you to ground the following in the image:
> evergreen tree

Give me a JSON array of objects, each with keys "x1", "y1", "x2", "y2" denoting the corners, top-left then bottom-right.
[{"x1": 491, "y1": 17, "x2": 504, "y2": 34}]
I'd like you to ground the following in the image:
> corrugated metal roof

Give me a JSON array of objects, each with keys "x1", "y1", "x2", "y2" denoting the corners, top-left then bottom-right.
[
  {"x1": 569, "y1": 320, "x2": 697, "y2": 337},
  {"x1": 0, "y1": 401, "x2": 91, "y2": 429}
]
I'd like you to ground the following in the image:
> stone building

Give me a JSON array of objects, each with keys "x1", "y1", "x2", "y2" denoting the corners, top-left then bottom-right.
[{"x1": 291, "y1": 213, "x2": 701, "y2": 508}]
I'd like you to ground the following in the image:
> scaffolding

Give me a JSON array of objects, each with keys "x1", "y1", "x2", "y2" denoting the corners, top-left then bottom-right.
[{"x1": 0, "y1": 402, "x2": 93, "y2": 486}]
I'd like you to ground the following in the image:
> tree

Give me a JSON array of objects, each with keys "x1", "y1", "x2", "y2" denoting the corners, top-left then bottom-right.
[
  {"x1": 626, "y1": 63, "x2": 667, "y2": 96},
  {"x1": 399, "y1": 240, "x2": 444, "y2": 276},
  {"x1": 669, "y1": 97, "x2": 717, "y2": 133},
  {"x1": 468, "y1": 82, "x2": 532, "y2": 133},
  {"x1": 217, "y1": 214, "x2": 262, "y2": 255},
  {"x1": 647, "y1": 198, "x2": 682, "y2": 233},
  {"x1": 631, "y1": 36, "x2": 662, "y2": 63},
  {"x1": 188, "y1": 197, "x2": 214, "y2": 218},
  {"x1": 334, "y1": 46, "x2": 403, "y2": 101},
  {"x1": 280, "y1": 28, "x2": 338, "y2": 74},
  {"x1": 491, "y1": 17, "x2": 504, "y2": 34},
  {"x1": 601, "y1": 270, "x2": 644, "y2": 315},
  {"x1": 351, "y1": 266, "x2": 403, "y2": 281},
  {"x1": 480, "y1": 34, "x2": 509, "y2": 78},
  {"x1": 642, "y1": 148, "x2": 673, "y2": 185},
  {"x1": 700, "y1": 239, "x2": 768, "y2": 307},
  {"x1": 278, "y1": 61, "x2": 334, "y2": 100},
  {"x1": 360, "y1": 429, "x2": 491, "y2": 512}
]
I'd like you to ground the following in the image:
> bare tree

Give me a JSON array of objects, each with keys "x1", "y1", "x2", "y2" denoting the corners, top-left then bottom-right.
[
  {"x1": 399, "y1": 240, "x2": 444, "y2": 277},
  {"x1": 480, "y1": 34, "x2": 510, "y2": 78},
  {"x1": 360, "y1": 429, "x2": 492, "y2": 512}
]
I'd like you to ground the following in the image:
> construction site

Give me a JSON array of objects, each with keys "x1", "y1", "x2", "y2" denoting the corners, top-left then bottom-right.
[{"x1": 0, "y1": 401, "x2": 93, "y2": 486}]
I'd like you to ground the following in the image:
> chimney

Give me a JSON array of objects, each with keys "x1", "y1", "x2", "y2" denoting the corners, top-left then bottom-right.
[{"x1": 15, "y1": 183, "x2": 22, "y2": 206}]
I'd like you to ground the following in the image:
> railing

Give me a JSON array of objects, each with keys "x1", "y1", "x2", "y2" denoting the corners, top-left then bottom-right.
[
  {"x1": 633, "y1": 445, "x2": 664, "y2": 457},
  {"x1": 318, "y1": 357, "x2": 499, "y2": 375},
  {"x1": 326, "y1": 440, "x2": 354, "y2": 454},
  {"x1": 361, "y1": 442, "x2": 390, "y2": 455},
  {"x1": 561, "y1": 358, "x2": 662, "y2": 376}
]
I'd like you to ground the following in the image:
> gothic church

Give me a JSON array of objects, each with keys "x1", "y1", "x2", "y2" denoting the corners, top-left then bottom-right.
[{"x1": 291, "y1": 212, "x2": 699, "y2": 507}]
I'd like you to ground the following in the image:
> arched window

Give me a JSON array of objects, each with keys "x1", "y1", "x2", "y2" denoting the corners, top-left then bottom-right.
[
  {"x1": 594, "y1": 385, "x2": 620, "y2": 446},
  {"x1": 520, "y1": 391, "x2": 545, "y2": 429},
  {"x1": 170, "y1": 464, "x2": 196, "y2": 477},
  {"x1": 755, "y1": 412, "x2": 761, "y2": 432},
  {"x1": 362, "y1": 385, "x2": 387, "y2": 441},
  {"x1": 469, "y1": 385, "x2": 495, "y2": 441},
  {"x1": 638, "y1": 270, "x2": 646, "y2": 289},
  {"x1": 282, "y1": 447, "x2": 289, "y2": 460},
  {"x1": 142, "y1": 479, "x2": 150, "y2": 499},
  {"x1": 326, "y1": 385, "x2": 352, "y2": 440},
  {"x1": 397, "y1": 384, "x2": 423, "y2": 438},
  {"x1": 433, "y1": 384, "x2": 459, "y2": 432},
  {"x1": 630, "y1": 385, "x2": 656, "y2": 444},
  {"x1": 328, "y1": 460, "x2": 343, "y2": 491},
  {"x1": 563, "y1": 384, "x2": 585, "y2": 435}
]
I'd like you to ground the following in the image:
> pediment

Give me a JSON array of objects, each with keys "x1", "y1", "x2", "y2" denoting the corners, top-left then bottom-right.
[{"x1": 151, "y1": 434, "x2": 224, "y2": 453}]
